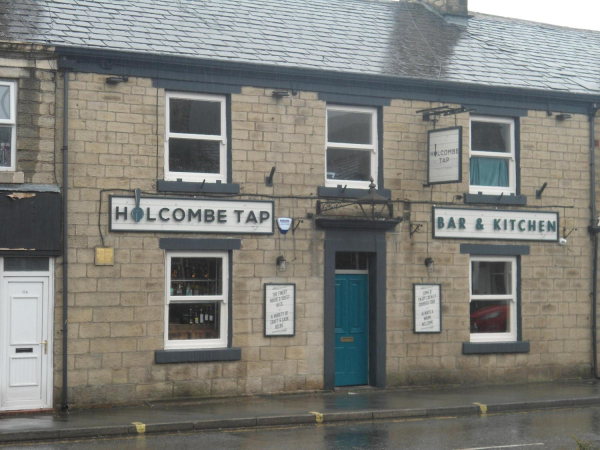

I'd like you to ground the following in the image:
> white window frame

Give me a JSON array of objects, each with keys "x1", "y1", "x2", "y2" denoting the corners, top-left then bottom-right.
[
  {"x1": 325, "y1": 104, "x2": 378, "y2": 189},
  {"x1": 469, "y1": 116, "x2": 516, "y2": 196},
  {"x1": 164, "y1": 251, "x2": 229, "y2": 350},
  {"x1": 0, "y1": 80, "x2": 17, "y2": 172},
  {"x1": 164, "y1": 91, "x2": 227, "y2": 183},
  {"x1": 469, "y1": 256, "x2": 517, "y2": 343}
]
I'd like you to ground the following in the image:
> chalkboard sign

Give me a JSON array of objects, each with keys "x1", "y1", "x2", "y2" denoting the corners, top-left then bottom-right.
[
  {"x1": 413, "y1": 284, "x2": 442, "y2": 333},
  {"x1": 264, "y1": 284, "x2": 296, "y2": 336}
]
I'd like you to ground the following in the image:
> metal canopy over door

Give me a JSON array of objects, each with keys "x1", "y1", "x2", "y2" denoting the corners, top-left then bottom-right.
[
  {"x1": 0, "y1": 258, "x2": 53, "y2": 411},
  {"x1": 334, "y1": 273, "x2": 369, "y2": 386}
]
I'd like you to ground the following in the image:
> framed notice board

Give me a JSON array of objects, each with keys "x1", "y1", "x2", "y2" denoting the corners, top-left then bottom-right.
[
  {"x1": 413, "y1": 284, "x2": 442, "y2": 333},
  {"x1": 264, "y1": 283, "x2": 296, "y2": 337}
]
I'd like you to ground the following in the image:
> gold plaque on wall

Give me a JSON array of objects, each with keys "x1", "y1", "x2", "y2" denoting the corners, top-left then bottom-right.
[{"x1": 95, "y1": 247, "x2": 114, "y2": 266}]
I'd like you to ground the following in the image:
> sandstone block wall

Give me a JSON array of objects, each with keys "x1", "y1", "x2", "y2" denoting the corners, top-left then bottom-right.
[
  {"x1": 0, "y1": 43, "x2": 57, "y2": 184},
  {"x1": 384, "y1": 102, "x2": 594, "y2": 385},
  {"x1": 54, "y1": 70, "x2": 597, "y2": 406}
]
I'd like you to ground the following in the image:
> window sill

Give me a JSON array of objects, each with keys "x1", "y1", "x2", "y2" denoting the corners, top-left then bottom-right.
[
  {"x1": 157, "y1": 180, "x2": 240, "y2": 194},
  {"x1": 0, "y1": 172, "x2": 24, "y2": 184},
  {"x1": 318, "y1": 186, "x2": 391, "y2": 199},
  {"x1": 462, "y1": 341, "x2": 529, "y2": 354},
  {"x1": 464, "y1": 193, "x2": 526, "y2": 206},
  {"x1": 155, "y1": 347, "x2": 241, "y2": 364}
]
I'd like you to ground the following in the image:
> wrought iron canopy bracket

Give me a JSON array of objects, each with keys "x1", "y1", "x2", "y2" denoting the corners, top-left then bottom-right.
[{"x1": 416, "y1": 105, "x2": 475, "y2": 122}]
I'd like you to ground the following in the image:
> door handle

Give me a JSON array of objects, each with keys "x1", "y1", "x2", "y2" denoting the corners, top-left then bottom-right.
[{"x1": 40, "y1": 340, "x2": 47, "y2": 354}]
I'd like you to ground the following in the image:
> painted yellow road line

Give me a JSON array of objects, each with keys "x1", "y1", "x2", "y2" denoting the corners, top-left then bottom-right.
[
  {"x1": 309, "y1": 411, "x2": 324, "y2": 423},
  {"x1": 131, "y1": 422, "x2": 146, "y2": 434},
  {"x1": 473, "y1": 402, "x2": 488, "y2": 414}
]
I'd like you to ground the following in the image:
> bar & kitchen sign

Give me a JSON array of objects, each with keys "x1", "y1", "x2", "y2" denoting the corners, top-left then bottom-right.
[{"x1": 433, "y1": 207, "x2": 559, "y2": 241}]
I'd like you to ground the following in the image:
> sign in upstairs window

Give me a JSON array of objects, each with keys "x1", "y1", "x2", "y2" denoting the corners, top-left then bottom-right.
[
  {"x1": 469, "y1": 116, "x2": 516, "y2": 195},
  {"x1": 326, "y1": 105, "x2": 378, "y2": 189},
  {"x1": 165, "y1": 92, "x2": 226, "y2": 183},
  {"x1": 0, "y1": 81, "x2": 17, "y2": 171},
  {"x1": 165, "y1": 252, "x2": 228, "y2": 349}
]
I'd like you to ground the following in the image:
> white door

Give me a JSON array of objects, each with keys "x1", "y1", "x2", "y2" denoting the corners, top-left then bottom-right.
[{"x1": 0, "y1": 276, "x2": 51, "y2": 410}]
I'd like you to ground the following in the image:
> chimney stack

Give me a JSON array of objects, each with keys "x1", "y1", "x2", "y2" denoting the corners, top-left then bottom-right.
[{"x1": 418, "y1": 0, "x2": 468, "y2": 17}]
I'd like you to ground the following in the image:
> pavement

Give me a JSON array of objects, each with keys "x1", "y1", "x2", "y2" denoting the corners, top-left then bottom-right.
[{"x1": 2, "y1": 379, "x2": 600, "y2": 444}]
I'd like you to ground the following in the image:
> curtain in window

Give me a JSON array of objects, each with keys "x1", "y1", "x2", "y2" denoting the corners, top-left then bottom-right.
[{"x1": 470, "y1": 157, "x2": 509, "y2": 187}]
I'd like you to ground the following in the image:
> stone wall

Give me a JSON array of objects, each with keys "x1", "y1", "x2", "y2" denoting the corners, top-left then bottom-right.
[
  {"x1": 0, "y1": 43, "x2": 57, "y2": 184},
  {"x1": 384, "y1": 102, "x2": 593, "y2": 385},
  {"x1": 57, "y1": 71, "x2": 595, "y2": 406},
  {"x1": 59, "y1": 75, "x2": 326, "y2": 405}
]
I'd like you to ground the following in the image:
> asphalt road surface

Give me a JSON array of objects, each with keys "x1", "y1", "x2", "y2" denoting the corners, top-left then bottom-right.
[{"x1": 3, "y1": 406, "x2": 600, "y2": 449}]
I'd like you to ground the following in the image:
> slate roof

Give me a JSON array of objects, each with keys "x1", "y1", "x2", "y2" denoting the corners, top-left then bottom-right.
[{"x1": 1, "y1": 0, "x2": 599, "y2": 96}]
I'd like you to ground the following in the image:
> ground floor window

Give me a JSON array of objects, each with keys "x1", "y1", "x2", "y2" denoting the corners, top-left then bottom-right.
[
  {"x1": 470, "y1": 256, "x2": 517, "y2": 342},
  {"x1": 165, "y1": 251, "x2": 228, "y2": 349}
]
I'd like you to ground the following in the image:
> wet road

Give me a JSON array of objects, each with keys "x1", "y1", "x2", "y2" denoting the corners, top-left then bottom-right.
[{"x1": 3, "y1": 406, "x2": 600, "y2": 449}]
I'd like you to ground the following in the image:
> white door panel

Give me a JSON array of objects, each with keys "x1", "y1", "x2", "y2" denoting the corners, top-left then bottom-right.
[{"x1": 1, "y1": 277, "x2": 50, "y2": 410}]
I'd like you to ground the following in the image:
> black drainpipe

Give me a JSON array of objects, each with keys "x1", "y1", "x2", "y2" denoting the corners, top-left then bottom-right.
[
  {"x1": 61, "y1": 64, "x2": 70, "y2": 410},
  {"x1": 589, "y1": 103, "x2": 599, "y2": 379}
]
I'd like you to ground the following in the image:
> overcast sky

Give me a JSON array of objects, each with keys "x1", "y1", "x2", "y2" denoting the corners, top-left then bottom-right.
[{"x1": 469, "y1": 0, "x2": 600, "y2": 31}]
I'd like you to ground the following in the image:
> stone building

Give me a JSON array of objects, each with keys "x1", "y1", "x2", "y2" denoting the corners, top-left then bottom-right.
[{"x1": 0, "y1": 0, "x2": 599, "y2": 411}]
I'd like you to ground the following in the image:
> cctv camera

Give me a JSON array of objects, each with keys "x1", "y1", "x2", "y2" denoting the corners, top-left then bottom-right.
[{"x1": 559, "y1": 237, "x2": 567, "y2": 246}]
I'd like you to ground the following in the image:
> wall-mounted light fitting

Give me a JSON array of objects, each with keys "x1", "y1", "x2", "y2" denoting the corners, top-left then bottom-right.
[
  {"x1": 556, "y1": 114, "x2": 572, "y2": 121},
  {"x1": 276, "y1": 255, "x2": 287, "y2": 272},
  {"x1": 105, "y1": 76, "x2": 129, "y2": 85},
  {"x1": 271, "y1": 89, "x2": 298, "y2": 98},
  {"x1": 424, "y1": 257, "x2": 435, "y2": 273},
  {"x1": 265, "y1": 166, "x2": 276, "y2": 187},
  {"x1": 536, "y1": 181, "x2": 548, "y2": 199}
]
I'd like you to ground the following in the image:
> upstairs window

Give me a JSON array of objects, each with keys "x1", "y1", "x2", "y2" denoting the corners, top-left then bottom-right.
[
  {"x1": 0, "y1": 81, "x2": 16, "y2": 171},
  {"x1": 165, "y1": 92, "x2": 226, "y2": 182},
  {"x1": 469, "y1": 116, "x2": 515, "y2": 195},
  {"x1": 326, "y1": 105, "x2": 378, "y2": 189}
]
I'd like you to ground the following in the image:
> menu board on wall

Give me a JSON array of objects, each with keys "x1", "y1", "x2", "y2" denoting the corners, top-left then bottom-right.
[
  {"x1": 264, "y1": 284, "x2": 296, "y2": 337},
  {"x1": 413, "y1": 284, "x2": 442, "y2": 333}
]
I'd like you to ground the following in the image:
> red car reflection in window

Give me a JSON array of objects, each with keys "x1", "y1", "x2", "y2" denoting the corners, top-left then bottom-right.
[{"x1": 470, "y1": 305, "x2": 508, "y2": 333}]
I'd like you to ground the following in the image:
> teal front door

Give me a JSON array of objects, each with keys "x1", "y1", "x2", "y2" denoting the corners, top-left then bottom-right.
[{"x1": 335, "y1": 274, "x2": 369, "y2": 387}]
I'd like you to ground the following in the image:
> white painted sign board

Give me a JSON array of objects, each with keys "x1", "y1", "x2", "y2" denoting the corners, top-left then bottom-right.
[
  {"x1": 109, "y1": 196, "x2": 274, "y2": 234},
  {"x1": 427, "y1": 127, "x2": 462, "y2": 185},
  {"x1": 414, "y1": 284, "x2": 441, "y2": 333},
  {"x1": 264, "y1": 284, "x2": 296, "y2": 336},
  {"x1": 433, "y1": 207, "x2": 559, "y2": 241}
]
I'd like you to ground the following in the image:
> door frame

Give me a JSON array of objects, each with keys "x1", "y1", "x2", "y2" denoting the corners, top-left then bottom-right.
[
  {"x1": 324, "y1": 231, "x2": 387, "y2": 390},
  {"x1": 0, "y1": 257, "x2": 54, "y2": 411}
]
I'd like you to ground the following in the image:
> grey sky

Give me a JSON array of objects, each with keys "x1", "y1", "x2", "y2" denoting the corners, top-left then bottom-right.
[{"x1": 469, "y1": 0, "x2": 600, "y2": 31}]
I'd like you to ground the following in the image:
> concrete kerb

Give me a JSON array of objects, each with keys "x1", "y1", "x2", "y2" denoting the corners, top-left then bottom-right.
[{"x1": 4, "y1": 397, "x2": 600, "y2": 443}]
